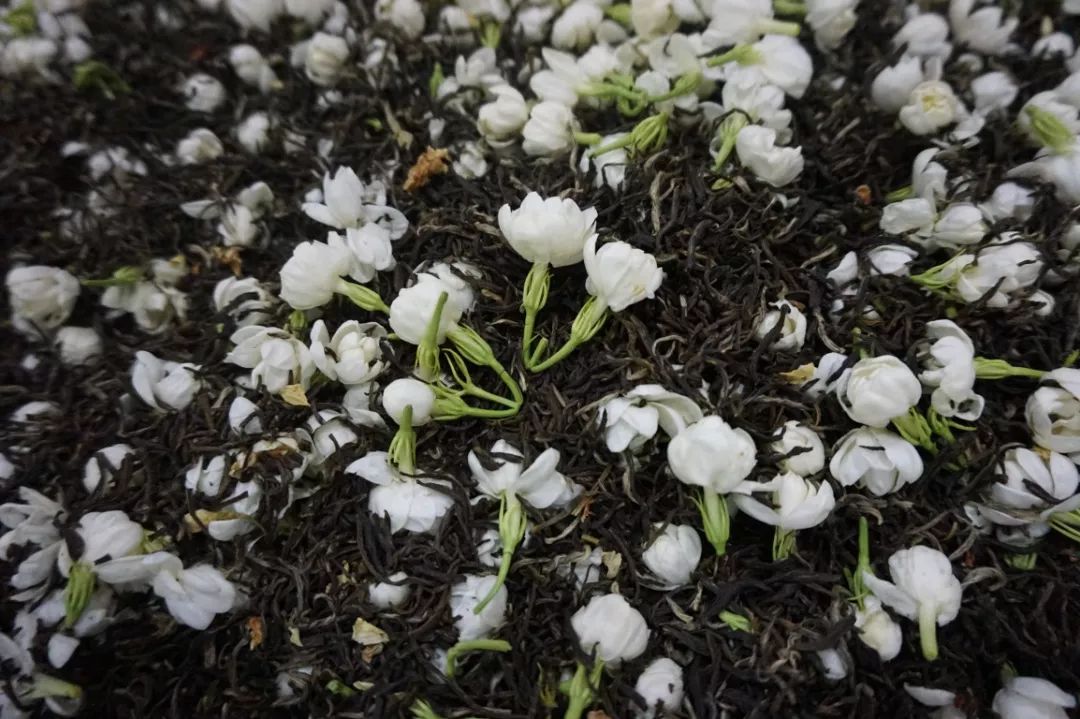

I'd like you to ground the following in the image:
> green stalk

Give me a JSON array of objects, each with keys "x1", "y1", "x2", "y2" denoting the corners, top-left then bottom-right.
[
  {"x1": 918, "y1": 603, "x2": 939, "y2": 661},
  {"x1": 388, "y1": 405, "x2": 416, "y2": 474},
  {"x1": 444, "y1": 639, "x2": 512, "y2": 677},
  {"x1": 521, "y1": 262, "x2": 551, "y2": 371},
  {"x1": 474, "y1": 494, "x2": 526, "y2": 613},
  {"x1": 698, "y1": 488, "x2": 730, "y2": 556}
]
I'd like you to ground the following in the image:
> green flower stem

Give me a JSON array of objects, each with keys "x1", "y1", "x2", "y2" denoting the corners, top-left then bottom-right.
[
  {"x1": 973, "y1": 357, "x2": 1046, "y2": 380},
  {"x1": 706, "y1": 44, "x2": 760, "y2": 67},
  {"x1": 581, "y1": 81, "x2": 647, "y2": 104},
  {"x1": 773, "y1": 0, "x2": 806, "y2": 14},
  {"x1": 590, "y1": 134, "x2": 635, "y2": 157},
  {"x1": 24, "y1": 674, "x2": 83, "y2": 701},
  {"x1": 698, "y1": 488, "x2": 730, "y2": 556},
  {"x1": 388, "y1": 405, "x2": 416, "y2": 475},
  {"x1": 474, "y1": 493, "x2": 526, "y2": 614},
  {"x1": 521, "y1": 262, "x2": 551, "y2": 369},
  {"x1": 562, "y1": 661, "x2": 604, "y2": 719},
  {"x1": 443, "y1": 327, "x2": 522, "y2": 411},
  {"x1": 573, "y1": 131, "x2": 602, "y2": 146},
  {"x1": 646, "y1": 71, "x2": 703, "y2": 103},
  {"x1": 1050, "y1": 510, "x2": 1080, "y2": 544},
  {"x1": 444, "y1": 639, "x2": 512, "y2": 677},
  {"x1": 918, "y1": 603, "x2": 939, "y2": 661},
  {"x1": 416, "y1": 291, "x2": 449, "y2": 380},
  {"x1": 81, "y1": 265, "x2": 142, "y2": 287},
  {"x1": 529, "y1": 296, "x2": 610, "y2": 372},
  {"x1": 433, "y1": 392, "x2": 520, "y2": 420},
  {"x1": 885, "y1": 185, "x2": 913, "y2": 203},
  {"x1": 758, "y1": 18, "x2": 801, "y2": 35},
  {"x1": 64, "y1": 561, "x2": 96, "y2": 628},
  {"x1": 892, "y1": 408, "x2": 937, "y2": 453},
  {"x1": 772, "y1": 527, "x2": 796, "y2": 561},
  {"x1": 712, "y1": 114, "x2": 748, "y2": 171},
  {"x1": 848, "y1": 516, "x2": 871, "y2": 610},
  {"x1": 334, "y1": 279, "x2": 389, "y2": 313}
]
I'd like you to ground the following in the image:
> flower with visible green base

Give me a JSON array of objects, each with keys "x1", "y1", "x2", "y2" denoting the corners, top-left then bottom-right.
[
  {"x1": 1022, "y1": 103, "x2": 1077, "y2": 155},
  {"x1": 81, "y1": 265, "x2": 143, "y2": 288},
  {"x1": 560, "y1": 661, "x2": 605, "y2": 719},
  {"x1": 972, "y1": 357, "x2": 1046, "y2": 380},
  {"x1": 529, "y1": 235, "x2": 663, "y2": 372},
  {"x1": 468, "y1": 441, "x2": 580, "y2": 612},
  {"x1": 861, "y1": 545, "x2": 962, "y2": 662}
]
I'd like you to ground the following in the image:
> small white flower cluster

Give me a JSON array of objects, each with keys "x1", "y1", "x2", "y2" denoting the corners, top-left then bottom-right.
[
  {"x1": 1, "y1": 494, "x2": 237, "y2": 698},
  {"x1": 0, "y1": 0, "x2": 93, "y2": 79}
]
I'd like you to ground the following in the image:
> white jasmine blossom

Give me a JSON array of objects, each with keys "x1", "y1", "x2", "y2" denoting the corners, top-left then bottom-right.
[
  {"x1": 1018, "y1": 92, "x2": 1080, "y2": 148},
  {"x1": 225, "y1": 325, "x2": 314, "y2": 394},
  {"x1": 236, "y1": 111, "x2": 272, "y2": 153},
  {"x1": 1033, "y1": 32, "x2": 1075, "y2": 59},
  {"x1": 213, "y1": 276, "x2": 276, "y2": 328},
  {"x1": 805, "y1": 0, "x2": 857, "y2": 50},
  {"x1": 382, "y1": 378, "x2": 436, "y2": 426},
  {"x1": 641, "y1": 524, "x2": 701, "y2": 587},
  {"x1": 450, "y1": 574, "x2": 508, "y2": 640},
  {"x1": 499, "y1": 193, "x2": 597, "y2": 268},
  {"x1": 829, "y1": 427, "x2": 923, "y2": 496},
  {"x1": 599, "y1": 384, "x2": 703, "y2": 453},
  {"x1": 893, "y1": 12, "x2": 952, "y2": 59},
  {"x1": 347, "y1": 451, "x2": 453, "y2": 533},
  {"x1": 571, "y1": 593, "x2": 650, "y2": 665},
  {"x1": 551, "y1": 1, "x2": 604, "y2": 51},
  {"x1": 872, "y1": 55, "x2": 925, "y2": 113},
  {"x1": 305, "y1": 32, "x2": 348, "y2": 86},
  {"x1": 755, "y1": 300, "x2": 806, "y2": 350},
  {"x1": 861, "y1": 545, "x2": 963, "y2": 660},
  {"x1": 369, "y1": 572, "x2": 411, "y2": 610},
  {"x1": 855, "y1": 596, "x2": 903, "y2": 661},
  {"x1": 916, "y1": 320, "x2": 983, "y2": 420},
  {"x1": 731, "y1": 471, "x2": 835, "y2": 530},
  {"x1": 226, "y1": 0, "x2": 283, "y2": 31},
  {"x1": 6, "y1": 265, "x2": 80, "y2": 336},
  {"x1": 970, "y1": 71, "x2": 1018, "y2": 113},
  {"x1": 992, "y1": 676, "x2": 1077, "y2": 719},
  {"x1": 131, "y1": 351, "x2": 202, "y2": 411},
  {"x1": 302, "y1": 166, "x2": 407, "y2": 238},
  {"x1": 948, "y1": 0, "x2": 1017, "y2": 55},
  {"x1": 478, "y1": 85, "x2": 529, "y2": 143},
  {"x1": 229, "y1": 45, "x2": 280, "y2": 93},
  {"x1": 54, "y1": 327, "x2": 102, "y2": 366},
  {"x1": 308, "y1": 320, "x2": 386, "y2": 386},
  {"x1": 185, "y1": 455, "x2": 227, "y2": 497},
  {"x1": 469, "y1": 440, "x2": 580, "y2": 510},
  {"x1": 82, "y1": 444, "x2": 134, "y2": 494},
  {"x1": 522, "y1": 101, "x2": 577, "y2": 157},
  {"x1": 634, "y1": 657, "x2": 684, "y2": 718},
  {"x1": 176, "y1": 128, "x2": 223, "y2": 165},
  {"x1": 579, "y1": 132, "x2": 629, "y2": 190},
  {"x1": 981, "y1": 182, "x2": 1034, "y2": 222},
  {"x1": 152, "y1": 564, "x2": 237, "y2": 630},
  {"x1": 388, "y1": 275, "x2": 464, "y2": 348},
  {"x1": 835, "y1": 356, "x2": 921, "y2": 428},
  {"x1": 180, "y1": 73, "x2": 225, "y2": 113},
  {"x1": 375, "y1": 0, "x2": 425, "y2": 38},
  {"x1": 1026, "y1": 369, "x2": 1080, "y2": 454},
  {"x1": 771, "y1": 421, "x2": 826, "y2": 477},
  {"x1": 899, "y1": 81, "x2": 961, "y2": 136},
  {"x1": 304, "y1": 410, "x2": 357, "y2": 465},
  {"x1": 974, "y1": 447, "x2": 1080, "y2": 545},
  {"x1": 584, "y1": 235, "x2": 664, "y2": 313}
]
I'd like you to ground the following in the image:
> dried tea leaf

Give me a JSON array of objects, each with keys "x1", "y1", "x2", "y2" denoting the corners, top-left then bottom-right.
[{"x1": 280, "y1": 384, "x2": 310, "y2": 407}]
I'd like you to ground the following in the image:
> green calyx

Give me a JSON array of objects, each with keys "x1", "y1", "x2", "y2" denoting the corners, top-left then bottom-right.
[
  {"x1": 81, "y1": 265, "x2": 142, "y2": 288},
  {"x1": 1024, "y1": 105, "x2": 1076, "y2": 155},
  {"x1": 416, "y1": 291, "x2": 450, "y2": 381},
  {"x1": 719, "y1": 610, "x2": 752, "y2": 632},
  {"x1": 712, "y1": 113, "x2": 749, "y2": 172},
  {"x1": 64, "y1": 561, "x2": 96, "y2": 628},
  {"x1": 334, "y1": 279, "x2": 390, "y2": 313},
  {"x1": 603, "y1": 3, "x2": 632, "y2": 26},
  {"x1": 917, "y1": 603, "x2": 939, "y2": 661},
  {"x1": 972, "y1": 357, "x2": 1046, "y2": 380},
  {"x1": 473, "y1": 493, "x2": 526, "y2": 614},
  {"x1": 772, "y1": 527, "x2": 796, "y2": 561},
  {"x1": 528, "y1": 295, "x2": 609, "y2": 373},
  {"x1": 892, "y1": 407, "x2": 938, "y2": 453},
  {"x1": 706, "y1": 44, "x2": 762, "y2": 68},
  {"x1": 695, "y1": 488, "x2": 730, "y2": 556},
  {"x1": 73, "y1": 61, "x2": 131, "y2": 99},
  {"x1": 388, "y1": 404, "x2": 417, "y2": 475},
  {"x1": 561, "y1": 660, "x2": 604, "y2": 719}
]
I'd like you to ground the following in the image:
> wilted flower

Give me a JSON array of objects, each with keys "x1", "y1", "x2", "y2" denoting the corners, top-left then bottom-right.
[
  {"x1": 213, "y1": 276, "x2": 276, "y2": 328},
  {"x1": 54, "y1": 327, "x2": 102, "y2": 367},
  {"x1": 755, "y1": 299, "x2": 807, "y2": 350},
  {"x1": 82, "y1": 444, "x2": 135, "y2": 494},
  {"x1": 855, "y1": 596, "x2": 903, "y2": 661},
  {"x1": 450, "y1": 574, "x2": 508, "y2": 640},
  {"x1": 369, "y1": 572, "x2": 411, "y2": 610}
]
